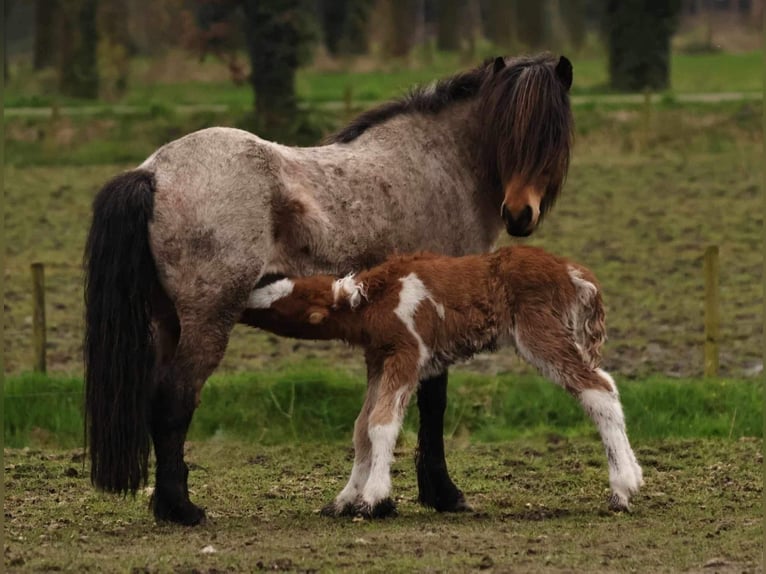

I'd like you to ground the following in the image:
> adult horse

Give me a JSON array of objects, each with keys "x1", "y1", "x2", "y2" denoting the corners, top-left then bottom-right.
[{"x1": 84, "y1": 53, "x2": 574, "y2": 525}]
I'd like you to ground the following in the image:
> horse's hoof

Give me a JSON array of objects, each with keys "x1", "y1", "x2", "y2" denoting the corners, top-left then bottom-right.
[
  {"x1": 355, "y1": 498, "x2": 398, "y2": 519},
  {"x1": 151, "y1": 494, "x2": 207, "y2": 526},
  {"x1": 431, "y1": 489, "x2": 473, "y2": 513}
]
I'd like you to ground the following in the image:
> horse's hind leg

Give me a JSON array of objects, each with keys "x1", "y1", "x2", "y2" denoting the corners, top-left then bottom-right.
[
  {"x1": 415, "y1": 370, "x2": 472, "y2": 512},
  {"x1": 150, "y1": 302, "x2": 241, "y2": 525},
  {"x1": 514, "y1": 317, "x2": 643, "y2": 511}
]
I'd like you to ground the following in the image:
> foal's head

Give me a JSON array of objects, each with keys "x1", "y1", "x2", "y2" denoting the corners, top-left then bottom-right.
[
  {"x1": 249, "y1": 274, "x2": 367, "y2": 333},
  {"x1": 479, "y1": 53, "x2": 574, "y2": 237}
]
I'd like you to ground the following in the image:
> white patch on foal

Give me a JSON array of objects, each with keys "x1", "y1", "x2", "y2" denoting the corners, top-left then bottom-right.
[
  {"x1": 332, "y1": 274, "x2": 367, "y2": 309},
  {"x1": 362, "y1": 419, "x2": 400, "y2": 507},
  {"x1": 247, "y1": 278, "x2": 294, "y2": 308},
  {"x1": 394, "y1": 273, "x2": 444, "y2": 368}
]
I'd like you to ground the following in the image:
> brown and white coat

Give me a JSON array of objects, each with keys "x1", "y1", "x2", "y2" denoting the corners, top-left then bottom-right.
[{"x1": 248, "y1": 245, "x2": 643, "y2": 517}]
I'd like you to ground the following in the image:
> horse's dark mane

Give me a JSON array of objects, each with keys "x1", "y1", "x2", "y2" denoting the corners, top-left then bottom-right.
[
  {"x1": 325, "y1": 63, "x2": 490, "y2": 144},
  {"x1": 326, "y1": 53, "x2": 573, "y2": 214}
]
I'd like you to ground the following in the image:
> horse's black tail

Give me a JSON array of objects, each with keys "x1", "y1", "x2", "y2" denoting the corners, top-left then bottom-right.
[{"x1": 84, "y1": 169, "x2": 158, "y2": 495}]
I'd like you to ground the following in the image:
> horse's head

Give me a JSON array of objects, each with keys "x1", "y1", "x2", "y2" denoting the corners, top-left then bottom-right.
[{"x1": 479, "y1": 54, "x2": 574, "y2": 237}]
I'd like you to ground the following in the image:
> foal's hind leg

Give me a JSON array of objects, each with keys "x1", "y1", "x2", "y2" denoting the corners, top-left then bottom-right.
[
  {"x1": 150, "y1": 306, "x2": 240, "y2": 525},
  {"x1": 514, "y1": 317, "x2": 643, "y2": 511}
]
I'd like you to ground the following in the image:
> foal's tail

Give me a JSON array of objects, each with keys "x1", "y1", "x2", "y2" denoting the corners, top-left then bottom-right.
[
  {"x1": 567, "y1": 265, "x2": 606, "y2": 369},
  {"x1": 84, "y1": 169, "x2": 158, "y2": 495}
]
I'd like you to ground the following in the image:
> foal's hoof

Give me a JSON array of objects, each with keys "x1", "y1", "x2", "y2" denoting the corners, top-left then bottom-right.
[
  {"x1": 608, "y1": 493, "x2": 631, "y2": 513},
  {"x1": 320, "y1": 500, "x2": 356, "y2": 518},
  {"x1": 354, "y1": 498, "x2": 398, "y2": 519},
  {"x1": 151, "y1": 494, "x2": 207, "y2": 526}
]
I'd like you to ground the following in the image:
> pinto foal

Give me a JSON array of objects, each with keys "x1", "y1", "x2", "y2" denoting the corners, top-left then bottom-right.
[{"x1": 248, "y1": 245, "x2": 643, "y2": 517}]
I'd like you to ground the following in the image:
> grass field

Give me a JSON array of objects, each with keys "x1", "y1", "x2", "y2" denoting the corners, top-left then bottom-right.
[
  {"x1": 4, "y1": 437, "x2": 762, "y2": 572},
  {"x1": 5, "y1": 51, "x2": 763, "y2": 110},
  {"x1": 5, "y1": 370, "x2": 761, "y2": 449}
]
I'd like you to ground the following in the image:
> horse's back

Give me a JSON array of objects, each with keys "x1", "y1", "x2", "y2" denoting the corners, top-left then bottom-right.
[{"x1": 140, "y1": 127, "x2": 282, "y2": 303}]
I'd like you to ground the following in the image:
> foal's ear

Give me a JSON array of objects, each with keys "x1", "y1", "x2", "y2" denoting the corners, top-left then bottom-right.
[
  {"x1": 493, "y1": 56, "x2": 506, "y2": 75},
  {"x1": 555, "y1": 56, "x2": 573, "y2": 91}
]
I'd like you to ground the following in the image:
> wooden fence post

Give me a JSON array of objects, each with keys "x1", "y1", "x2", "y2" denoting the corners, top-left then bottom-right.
[
  {"x1": 703, "y1": 246, "x2": 719, "y2": 377},
  {"x1": 31, "y1": 262, "x2": 47, "y2": 373}
]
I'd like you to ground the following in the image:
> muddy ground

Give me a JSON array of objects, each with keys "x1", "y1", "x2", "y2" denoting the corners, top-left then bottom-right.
[{"x1": 4, "y1": 437, "x2": 762, "y2": 573}]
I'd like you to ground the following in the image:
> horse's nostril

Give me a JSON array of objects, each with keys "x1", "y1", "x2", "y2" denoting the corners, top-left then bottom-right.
[{"x1": 519, "y1": 205, "x2": 533, "y2": 229}]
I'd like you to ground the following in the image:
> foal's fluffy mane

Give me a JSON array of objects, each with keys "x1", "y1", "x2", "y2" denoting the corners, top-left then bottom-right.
[{"x1": 332, "y1": 273, "x2": 368, "y2": 309}]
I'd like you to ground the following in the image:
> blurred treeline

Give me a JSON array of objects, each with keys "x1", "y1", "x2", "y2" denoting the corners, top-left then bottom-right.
[{"x1": 4, "y1": 0, "x2": 763, "y2": 138}]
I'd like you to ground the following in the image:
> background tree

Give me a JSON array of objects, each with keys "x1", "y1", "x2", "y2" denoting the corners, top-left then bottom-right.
[
  {"x1": 58, "y1": 0, "x2": 99, "y2": 98},
  {"x1": 605, "y1": 0, "x2": 682, "y2": 91},
  {"x1": 381, "y1": 0, "x2": 418, "y2": 57},
  {"x1": 34, "y1": 0, "x2": 56, "y2": 70},
  {"x1": 338, "y1": 0, "x2": 374, "y2": 55},
  {"x1": 515, "y1": 0, "x2": 546, "y2": 50},
  {"x1": 98, "y1": 0, "x2": 131, "y2": 99},
  {"x1": 317, "y1": 0, "x2": 373, "y2": 56},
  {"x1": 558, "y1": 0, "x2": 586, "y2": 52},
  {"x1": 436, "y1": 0, "x2": 464, "y2": 52},
  {"x1": 483, "y1": 0, "x2": 516, "y2": 51},
  {"x1": 240, "y1": 0, "x2": 317, "y2": 137}
]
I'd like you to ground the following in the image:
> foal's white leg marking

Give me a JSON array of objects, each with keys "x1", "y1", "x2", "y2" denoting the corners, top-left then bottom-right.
[
  {"x1": 394, "y1": 273, "x2": 442, "y2": 368},
  {"x1": 334, "y1": 456, "x2": 372, "y2": 508},
  {"x1": 361, "y1": 388, "x2": 409, "y2": 509},
  {"x1": 580, "y1": 373, "x2": 643, "y2": 510},
  {"x1": 247, "y1": 278, "x2": 295, "y2": 308}
]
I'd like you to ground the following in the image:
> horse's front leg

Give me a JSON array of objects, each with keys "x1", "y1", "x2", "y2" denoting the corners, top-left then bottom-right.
[{"x1": 415, "y1": 370, "x2": 472, "y2": 512}]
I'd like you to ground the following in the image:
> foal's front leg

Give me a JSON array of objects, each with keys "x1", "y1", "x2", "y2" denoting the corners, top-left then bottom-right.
[
  {"x1": 321, "y1": 382, "x2": 376, "y2": 517},
  {"x1": 356, "y1": 375, "x2": 418, "y2": 518}
]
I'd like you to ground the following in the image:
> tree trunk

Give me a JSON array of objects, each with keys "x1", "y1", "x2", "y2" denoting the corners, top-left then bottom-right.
[
  {"x1": 241, "y1": 0, "x2": 316, "y2": 138},
  {"x1": 58, "y1": 0, "x2": 99, "y2": 99},
  {"x1": 339, "y1": 0, "x2": 373, "y2": 54},
  {"x1": 4, "y1": 0, "x2": 13, "y2": 81},
  {"x1": 383, "y1": 0, "x2": 417, "y2": 57},
  {"x1": 436, "y1": 0, "x2": 461, "y2": 51},
  {"x1": 34, "y1": 0, "x2": 57, "y2": 69},
  {"x1": 98, "y1": 0, "x2": 130, "y2": 98},
  {"x1": 484, "y1": 0, "x2": 516, "y2": 51},
  {"x1": 515, "y1": 0, "x2": 545, "y2": 50},
  {"x1": 559, "y1": 0, "x2": 586, "y2": 51},
  {"x1": 605, "y1": 0, "x2": 681, "y2": 92}
]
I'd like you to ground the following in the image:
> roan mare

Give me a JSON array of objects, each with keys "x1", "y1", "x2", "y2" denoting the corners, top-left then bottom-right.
[
  {"x1": 84, "y1": 53, "x2": 574, "y2": 525},
  {"x1": 247, "y1": 246, "x2": 644, "y2": 517}
]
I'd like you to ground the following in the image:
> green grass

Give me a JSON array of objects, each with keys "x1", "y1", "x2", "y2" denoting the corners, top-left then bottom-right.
[
  {"x1": 4, "y1": 51, "x2": 763, "y2": 110},
  {"x1": 5, "y1": 370, "x2": 761, "y2": 449},
  {"x1": 4, "y1": 437, "x2": 762, "y2": 572}
]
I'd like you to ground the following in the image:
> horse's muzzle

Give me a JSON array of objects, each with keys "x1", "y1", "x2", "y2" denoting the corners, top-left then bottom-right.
[{"x1": 502, "y1": 204, "x2": 534, "y2": 237}]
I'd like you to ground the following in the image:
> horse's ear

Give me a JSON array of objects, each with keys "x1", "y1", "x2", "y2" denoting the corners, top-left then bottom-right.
[
  {"x1": 555, "y1": 56, "x2": 573, "y2": 91},
  {"x1": 493, "y1": 56, "x2": 506, "y2": 75}
]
